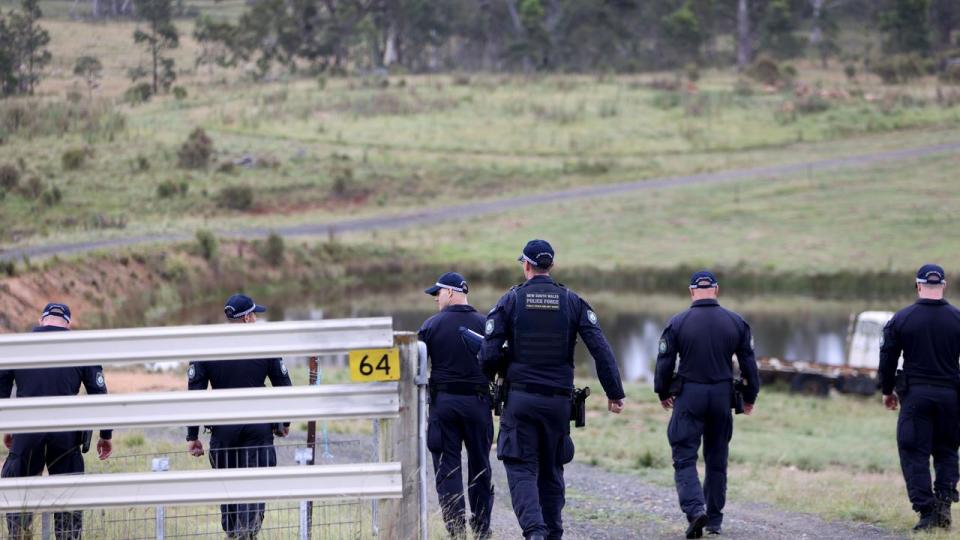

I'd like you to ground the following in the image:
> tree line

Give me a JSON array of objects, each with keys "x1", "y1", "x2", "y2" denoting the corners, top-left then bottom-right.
[{"x1": 1, "y1": 0, "x2": 959, "y2": 98}]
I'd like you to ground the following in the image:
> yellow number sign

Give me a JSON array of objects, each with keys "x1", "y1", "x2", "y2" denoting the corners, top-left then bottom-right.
[{"x1": 349, "y1": 348, "x2": 400, "y2": 382}]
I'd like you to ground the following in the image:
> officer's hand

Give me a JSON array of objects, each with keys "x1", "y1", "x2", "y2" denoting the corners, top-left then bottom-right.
[
  {"x1": 883, "y1": 393, "x2": 899, "y2": 411},
  {"x1": 743, "y1": 403, "x2": 754, "y2": 416},
  {"x1": 3, "y1": 433, "x2": 11, "y2": 449},
  {"x1": 282, "y1": 426, "x2": 290, "y2": 437},
  {"x1": 608, "y1": 399, "x2": 624, "y2": 414},
  {"x1": 187, "y1": 439, "x2": 205, "y2": 457},
  {"x1": 96, "y1": 438, "x2": 112, "y2": 460},
  {"x1": 660, "y1": 397, "x2": 675, "y2": 410}
]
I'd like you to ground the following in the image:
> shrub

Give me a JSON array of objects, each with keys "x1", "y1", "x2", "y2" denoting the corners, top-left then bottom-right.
[
  {"x1": 217, "y1": 185, "x2": 254, "y2": 210},
  {"x1": 124, "y1": 82, "x2": 153, "y2": 104},
  {"x1": 0, "y1": 163, "x2": 19, "y2": 191},
  {"x1": 684, "y1": 63, "x2": 700, "y2": 83},
  {"x1": 733, "y1": 78, "x2": 754, "y2": 96},
  {"x1": 262, "y1": 232, "x2": 285, "y2": 267},
  {"x1": 178, "y1": 128, "x2": 214, "y2": 169},
  {"x1": 329, "y1": 154, "x2": 355, "y2": 197},
  {"x1": 172, "y1": 86, "x2": 188, "y2": 100},
  {"x1": 133, "y1": 155, "x2": 150, "y2": 172},
  {"x1": 796, "y1": 95, "x2": 831, "y2": 114},
  {"x1": 61, "y1": 147, "x2": 90, "y2": 171},
  {"x1": 22, "y1": 176, "x2": 45, "y2": 199},
  {"x1": 0, "y1": 260, "x2": 15, "y2": 277},
  {"x1": 156, "y1": 179, "x2": 188, "y2": 199},
  {"x1": 941, "y1": 62, "x2": 960, "y2": 84},
  {"x1": 844, "y1": 64, "x2": 857, "y2": 80},
  {"x1": 195, "y1": 229, "x2": 218, "y2": 261},
  {"x1": 747, "y1": 55, "x2": 781, "y2": 85},
  {"x1": 872, "y1": 54, "x2": 925, "y2": 84},
  {"x1": 41, "y1": 186, "x2": 63, "y2": 207}
]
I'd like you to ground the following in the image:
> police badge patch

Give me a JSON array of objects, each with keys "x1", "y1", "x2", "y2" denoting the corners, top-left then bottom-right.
[
  {"x1": 188, "y1": 365, "x2": 196, "y2": 381},
  {"x1": 485, "y1": 319, "x2": 495, "y2": 336},
  {"x1": 750, "y1": 336, "x2": 755, "y2": 350},
  {"x1": 658, "y1": 339, "x2": 667, "y2": 354},
  {"x1": 95, "y1": 372, "x2": 105, "y2": 388},
  {"x1": 280, "y1": 361, "x2": 288, "y2": 376},
  {"x1": 587, "y1": 310, "x2": 599, "y2": 325}
]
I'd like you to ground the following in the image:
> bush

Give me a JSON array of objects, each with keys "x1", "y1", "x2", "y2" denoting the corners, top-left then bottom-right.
[
  {"x1": 941, "y1": 62, "x2": 960, "y2": 84},
  {"x1": 329, "y1": 154, "x2": 355, "y2": 197},
  {"x1": 0, "y1": 163, "x2": 19, "y2": 192},
  {"x1": 261, "y1": 232, "x2": 285, "y2": 266},
  {"x1": 796, "y1": 95, "x2": 831, "y2": 114},
  {"x1": 684, "y1": 63, "x2": 700, "y2": 83},
  {"x1": 41, "y1": 186, "x2": 63, "y2": 207},
  {"x1": 0, "y1": 260, "x2": 15, "y2": 277},
  {"x1": 195, "y1": 229, "x2": 218, "y2": 261},
  {"x1": 133, "y1": 155, "x2": 150, "y2": 172},
  {"x1": 125, "y1": 82, "x2": 153, "y2": 104},
  {"x1": 0, "y1": 99, "x2": 126, "y2": 141},
  {"x1": 61, "y1": 147, "x2": 90, "y2": 171},
  {"x1": 217, "y1": 185, "x2": 254, "y2": 210},
  {"x1": 844, "y1": 64, "x2": 857, "y2": 80},
  {"x1": 872, "y1": 54, "x2": 926, "y2": 84},
  {"x1": 733, "y1": 78, "x2": 754, "y2": 97},
  {"x1": 156, "y1": 179, "x2": 188, "y2": 198},
  {"x1": 178, "y1": 128, "x2": 214, "y2": 169},
  {"x1": 22, "y1": 176, "x2": 45, "y2": 199},
  {"x1": 747, "y1": 55, "x2": 781, "y2": 85},
  {"x1": 172, "y1": 86, "x2": 188, "y2": 100}
]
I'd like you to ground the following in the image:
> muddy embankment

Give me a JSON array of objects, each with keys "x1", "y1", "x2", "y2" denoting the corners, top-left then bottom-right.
[{"x1": 0, "y1": 238, "x2": 916, "y2": 333}]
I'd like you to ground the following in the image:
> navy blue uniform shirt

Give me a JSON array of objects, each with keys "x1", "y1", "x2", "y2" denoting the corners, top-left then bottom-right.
[
  {"x1": 0, "y1": 325, "x2": 112, "y2": 439},
  {"x1": 654, "y1": 299, "x2": 760, "y2": 403},
  {"x1": 186, "y1": 357, "x2": 293, "y2": 440},
  {"x1": 879, "y1": 298, "x2": 960, "y2": 395},
  {"x1": 479, "y1": 275, "x2": 625, "y2": 400},
  {"x1": 418, "y1": 304, "x2": 488, "y2": 385}
]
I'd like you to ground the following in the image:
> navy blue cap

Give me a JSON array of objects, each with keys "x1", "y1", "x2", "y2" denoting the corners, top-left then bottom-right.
[
  {"x1": 517, "y1": 239, "x2": 555, "y2": 268},
  {"x1": 224, "y1": 294, "x2": 266, "y2": 319},
  {"x1": 40, "y1": 303, "x2": 71, "y2": 322},
  {"x1": 916, "y1": 264, "x2": 946, "y2": 285},
  {"x1": 425, "y1": 272, "x2": 469, "y2": 296},
  {"x1": 689, "y1": 270, "x2": 719, "y2": 289}
]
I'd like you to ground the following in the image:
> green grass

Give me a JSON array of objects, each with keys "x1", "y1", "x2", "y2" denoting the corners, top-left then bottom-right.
[{"x1": 355, "y1": 149, "x2": 960, "y2": 275}]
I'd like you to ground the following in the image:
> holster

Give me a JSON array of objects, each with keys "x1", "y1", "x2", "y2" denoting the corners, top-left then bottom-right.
[
  {"x1": 79, "y1": 430, "x2": 93, "y2": 454},
  {"x1": 570, "y1": 387, "x2": 591, "y2": 428},
  {"x1": 492, "y1": 377, "x2": 505, "y2": 416},
  {"x1": 731, "y1": 379, "x2": 746, "y2": 415},
  {"x1": 894, "y1": 369, "x2": 907, "y2": 395},
  {"x1": 668, "y1": 377, "x2": 684, "y2": 396}
]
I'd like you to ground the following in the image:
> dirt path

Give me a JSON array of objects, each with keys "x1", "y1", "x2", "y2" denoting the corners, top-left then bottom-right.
[
  {"x1": 428, "y1": 455, "x2": 905, "y2": 540},
  {"x1": 2, "y1": 140, "x2": 958, "y2": 262}
]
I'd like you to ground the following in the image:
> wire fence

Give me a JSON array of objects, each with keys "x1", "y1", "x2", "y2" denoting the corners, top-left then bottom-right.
[{"x1": 1, "y1": 438, "x2": 380, "y2": 539}]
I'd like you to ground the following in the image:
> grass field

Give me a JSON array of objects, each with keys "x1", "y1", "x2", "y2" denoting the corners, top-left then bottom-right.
[{"x1": 2, "y1": 18, "x2": 960, "y2": 270}]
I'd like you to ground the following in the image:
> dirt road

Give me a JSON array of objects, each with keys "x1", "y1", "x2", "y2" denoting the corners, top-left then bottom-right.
[
  {"x1": 2, "y1": 140, "x2": 957, "y2": 262},
  {"x1": 428, "y1": 455, "x2": 905, "y2": 540}
]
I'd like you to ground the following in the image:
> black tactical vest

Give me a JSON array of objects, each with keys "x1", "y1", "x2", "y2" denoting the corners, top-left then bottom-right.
[{"x1": 511, "y1": 280, "x2": 572, "y2": 366}]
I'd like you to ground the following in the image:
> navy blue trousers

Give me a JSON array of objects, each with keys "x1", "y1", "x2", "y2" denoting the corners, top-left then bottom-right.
[
  {"x1": 497, "y1": 391, "x2": 574, "y2": 540},
  {"x1": 668, "y1": 381, "x2": 733, "y2": 529},
  {"x1": 2, "y1": 432, "x2": 84, "y2": 539},
  {"x1": 209, "y1": 424, "x2": 277, "y2": 536},
  {"x1": 427, "y1": 392, "x2": 495, "y2": 536},
  {"x1": 897, "y1": 385, "x2": 960, "y2": 513}
]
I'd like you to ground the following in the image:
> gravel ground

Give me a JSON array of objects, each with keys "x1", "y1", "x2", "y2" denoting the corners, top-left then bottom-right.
[{"x1": 427, "y1": 452, "x2": 906, "y2": 540}]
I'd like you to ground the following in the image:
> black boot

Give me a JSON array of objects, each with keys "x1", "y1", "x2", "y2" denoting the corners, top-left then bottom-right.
[
  {"x1": 914, "y1": 511, "x2": 939, "y2": 531},
  {"x1": 936, "y1": 497, "x2": 953, "y2": 529},
  {"x1": 685, "y1": 513, "x2": 708, "y2": 539}
]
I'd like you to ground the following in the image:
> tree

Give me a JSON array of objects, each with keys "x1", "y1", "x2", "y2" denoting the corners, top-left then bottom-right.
[
  {"x1": 737, "y1": 0, "x2": 752, "y2": 70},
  {"x1": 133, "y1": 0, "x2": 179, "y2": 94},
  {"x1": 661, "y1": 3, "x2": 705, "y2": 67},
  {"x1": 73, "y1": 56, "x2": 103, "y2": 97},
  {"x1": 193, "y1": 15, "x2": 237, "y2": 77},
  {"x1": 880, "y1": 0, "x2": 931, "y2": 55},
  {"x1": 760, "y1": 0, "x2": 804, "y2": 59},
  {"x1": 0, "y1": 16, "x2": 16, "y2": 96},
  {"x1": 9, "y1": 0, "x2": 51, "y2": 95}
]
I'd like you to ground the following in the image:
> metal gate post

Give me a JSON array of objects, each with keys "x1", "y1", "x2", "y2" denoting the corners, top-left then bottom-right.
[
  {"x1": 416, "y1": 341, "x2": 429, "y2": 540},
  {"x1": 40, "y1": 512, "x2": 52, "y2": 540},
  {"x1": 152, "y1": 456, "x2": 169, "y2": 540},
  {"x1": 296, "y1": 447, "x2": 313, "y2": 540}
]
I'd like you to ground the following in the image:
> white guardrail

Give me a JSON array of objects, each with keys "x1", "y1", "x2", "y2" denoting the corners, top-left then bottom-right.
[{"x1": 0, "y1": 318, "x2": 425, "y2": 539}]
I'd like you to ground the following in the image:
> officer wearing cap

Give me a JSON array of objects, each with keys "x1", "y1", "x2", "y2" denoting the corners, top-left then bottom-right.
[
  {"x1": 419, "y1": 272, "x2": 494, "y2": 539},
  {"x1": 480, "y1": 240, "x2": 625, "y2": 540},
  {"x1": 0, "y1": 303, "x2": 113, "y2": 540},
  {"x1": 879, "y1": 264, "x2": 960, "y2": 531},
  {"x1": 186, "y1": 294, "x2": 293, "y2": 540},
  {"x1": 654, "y1": 271, "x2": 760, "y2": 539}
]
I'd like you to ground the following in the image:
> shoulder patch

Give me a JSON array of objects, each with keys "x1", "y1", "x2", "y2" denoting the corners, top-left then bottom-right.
[
  {"x1": 658, "y1": 339, "x2": 667, "y2": 354},
  {"x1": 485, "y1": 319, "x2": 495, "y2": 336},
  {"x1": 95, "y1": 371, "x2": 105, "y2": 388},
  {"x1": 879, "y1": 334, "x2": 884, "y2": 347},
  {"x1": 188, "y1": 364, "x2": 196, "y2": 381},
  {"x1": 280, "y1": 360, "x2": 288, "y2": 376},
  {"x1": 587, "y1": 310, "x2": 599, "y2": 325},
  {"x1": 750, "y1": 336, "x2": 755, "y2": 351}
]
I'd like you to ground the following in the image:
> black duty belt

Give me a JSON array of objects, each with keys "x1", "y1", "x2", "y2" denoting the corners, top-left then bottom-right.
[
  {"x1": 509, "y1": 382, "x2": 573, "y2": 398},
  {"x1": 430, "y1": 381, "x2": 488, "y2": 395},
  {"x1": 908, "y1": 375, "x2": 959, "y2": 389}
]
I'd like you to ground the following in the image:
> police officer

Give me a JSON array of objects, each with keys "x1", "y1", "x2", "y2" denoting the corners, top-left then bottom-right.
[
  {"x1": 186, "y1": 294, "x2": 293, "y2": 540},
  {"x1": 0, "y1": 303, "x2": 113, "y2": 540},
  {"x1": 654, "y1": 271, "x2": 759, "y2": 539},
  {"x1": 419, "y1": 271, "x2": 494, "y2": 539},
  {"x1": 480, "y1": 240, "x2": 625, "y2": 540},
  {"x1": 879, "y1": 264, "x2": 960, "y2": 531}
]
